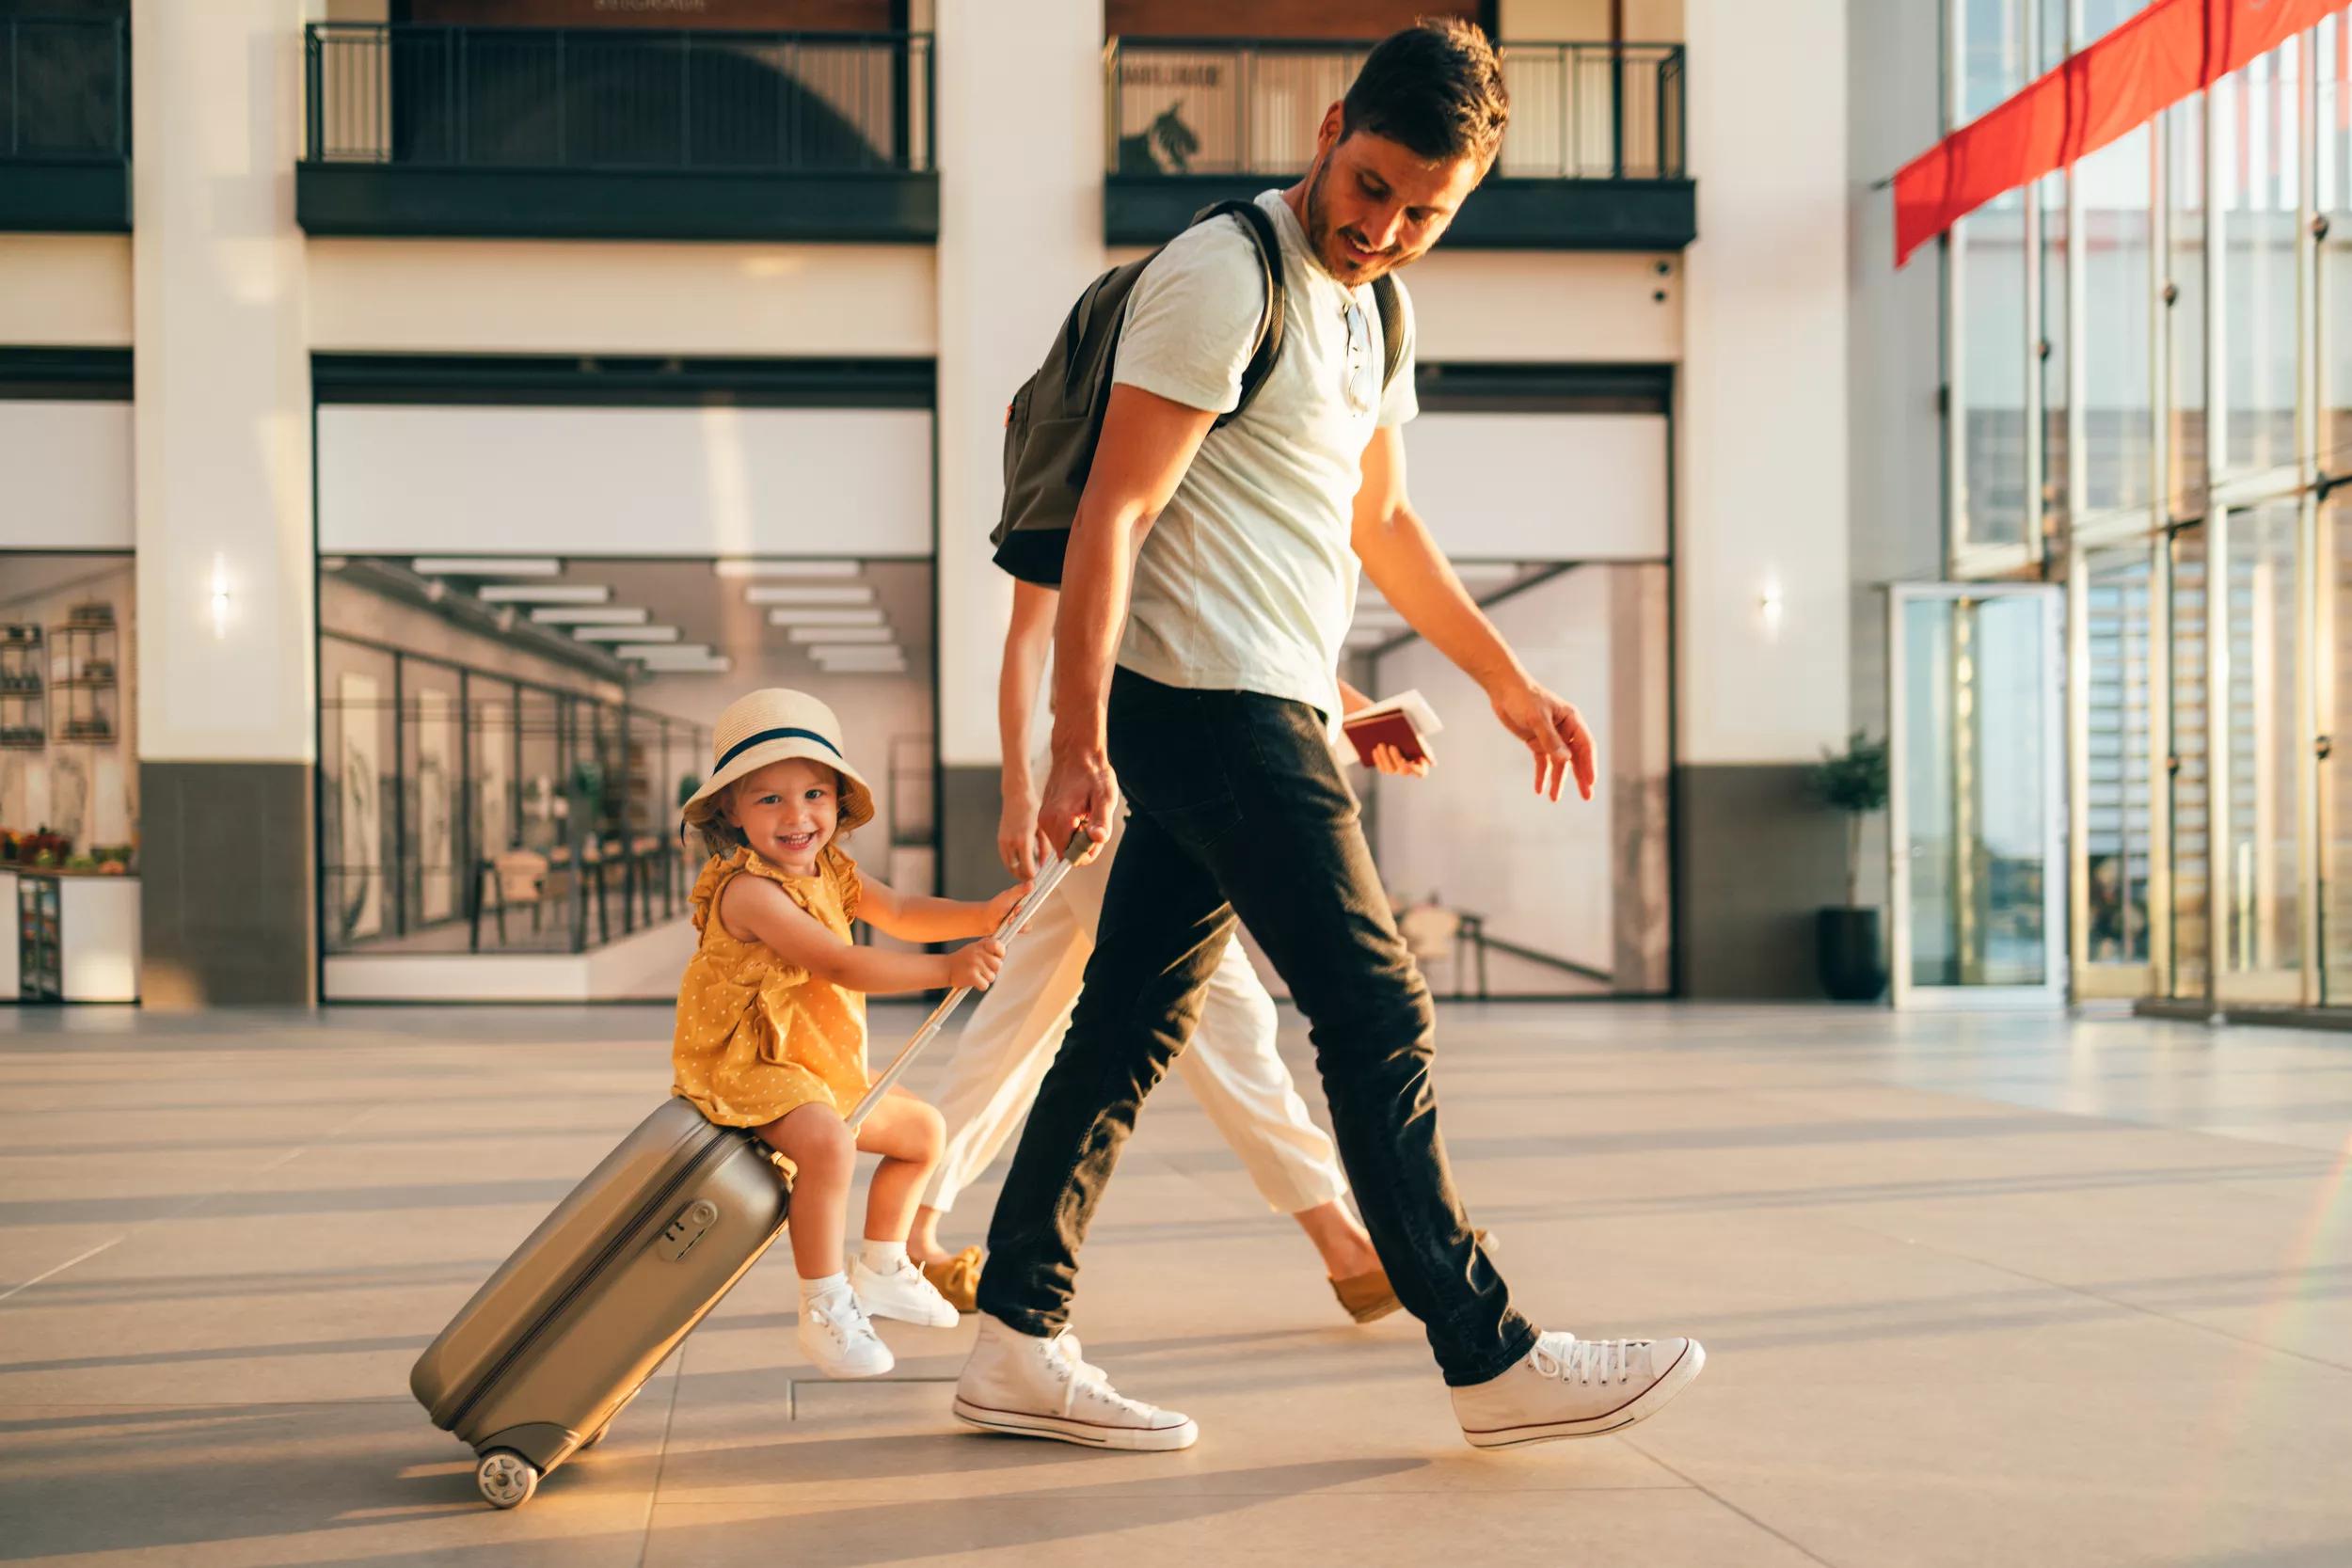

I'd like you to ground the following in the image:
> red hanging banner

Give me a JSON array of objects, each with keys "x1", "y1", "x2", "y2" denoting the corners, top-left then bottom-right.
[{"x1": 1893, "y1": 0, "x2": 2345, "y2": 267}]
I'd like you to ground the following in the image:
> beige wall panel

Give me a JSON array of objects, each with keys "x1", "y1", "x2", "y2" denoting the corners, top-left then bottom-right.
[
  {"x1": 0, "y1": 236, "x2": 133, "y2": 347},
  {"x1": 306, "y1": 240, "x2": 938, "y2": 356}
]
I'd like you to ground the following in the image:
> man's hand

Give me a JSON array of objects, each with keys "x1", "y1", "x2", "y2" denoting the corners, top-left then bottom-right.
[
  {"x1": 1488, "y1": 681, "x2": 1597, "y2": 801},
  {"x1": 997, "y1": 775, "x2": 1048, "y2": 879},
  {"x1": 1036, "y1": 746, "x2": 1119, "y2": 864},
  {"x1": 1368, "y1": 741, "x2": 1433, "y2": 779}
]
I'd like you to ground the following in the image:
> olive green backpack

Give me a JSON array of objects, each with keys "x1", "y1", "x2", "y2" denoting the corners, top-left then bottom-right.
[{"x1": 990, "y1": 198, "x2": 1403, "y2": 586}]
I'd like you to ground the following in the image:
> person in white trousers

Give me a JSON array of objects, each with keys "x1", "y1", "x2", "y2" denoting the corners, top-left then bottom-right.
[{"x1": 908, "y1": 578, "x2": 1431, "y2": 1322}]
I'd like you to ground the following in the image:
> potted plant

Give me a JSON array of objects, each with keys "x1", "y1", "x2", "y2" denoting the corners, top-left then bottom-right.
[{"x1": 1811, "y1": 731, "x2": 1890, "y2": 1002}]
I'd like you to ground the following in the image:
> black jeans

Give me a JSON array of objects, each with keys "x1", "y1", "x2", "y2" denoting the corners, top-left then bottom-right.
[{"x1": 977, "y1": 668, "x2": 1537, "y2": 1386}]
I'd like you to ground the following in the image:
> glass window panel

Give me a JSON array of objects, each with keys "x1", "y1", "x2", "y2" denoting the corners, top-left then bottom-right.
[
  {"x1": 2080, "y1": 0, "x2": 2151, "y2": 50},
  {"x1": 319, "y1": 636, "x2": 397, "y2": 955},
  {"x1": 1960, "y1": 0, "x2": 2030, "y2": 122},
  {"x1": 2320, "y1": 13, "x2": 2350, "y2": 477},
  {"x1": 402, "y1": 657, "x2": 464, "y2": 934},
  {"x1": 2042, "y1": 170, "x2": 2072, "y2": 536},
  {"x1": 2085, "y1": 544, "x2": 2156, "y2": 965},
  {"x1": 2324, "y1": 493, "x2": 2352, "y2": 1002},
  {"x1": 2169, "y1": 525, "x2": 2212, "y2": 995},
  {"x1": 2081, "y1": 123, "x2": 2155, "y2": 515},
  {"x1": 2167, "y1": 97, "x2": 2209, "y2": 519},
  {"x1": 2215, "y1": 40, "x2": 2302, "y2": 478},
  {"x1": 2218, "y1": 502, "x2": 2304, "y2": 980},
  {"x1": 1958, "y1": 203, "x2": 2033, "y2": 550}
]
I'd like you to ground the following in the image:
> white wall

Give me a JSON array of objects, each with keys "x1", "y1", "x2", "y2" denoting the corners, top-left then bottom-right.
[
  {"x1": 0, "y1": 404, "x2": 133, "y2": 548},
  {"x1": 1373, "y1": 567, "x2": 1618, "y2": 988},
  {"x1": 1406, "y1": 412, "x2": 1668, "y2": 560},
  {"x1": 1676, "y1": 0, "x2": 1850, "y2": 764},
  {"x1": 308, "y1": 241, "x2": 938, "y2": 356},
  {"x1": 933, "y1": 0, "x2": 1105, "y2": 767},
  {"x1": 0, "y1": 237, "x2": 132, "y2": 347},
  {"x1": 132, "y1": 0, "x2": 315, "y2": 766},
  {"x1": 316, "y1": 404, "x2": 932, "y2": 557}
]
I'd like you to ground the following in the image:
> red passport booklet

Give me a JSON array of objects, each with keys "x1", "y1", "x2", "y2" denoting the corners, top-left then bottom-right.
[{"x1": 1341, "y1": 689, "x2": 1443, "y2": 767}]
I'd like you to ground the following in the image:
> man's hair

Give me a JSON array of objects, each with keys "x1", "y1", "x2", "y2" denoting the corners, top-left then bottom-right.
[{"x1": 1341, "y1": 18, "x2": 1510, "y2": 169}]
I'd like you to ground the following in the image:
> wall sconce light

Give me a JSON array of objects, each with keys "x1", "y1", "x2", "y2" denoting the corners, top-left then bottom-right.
[
  {"x1": 1757, "y1": 579, "x2": 1785, "y2": 639},
  {"x1": 208, "y1": 554, "x2": 232, "y2": 640}
]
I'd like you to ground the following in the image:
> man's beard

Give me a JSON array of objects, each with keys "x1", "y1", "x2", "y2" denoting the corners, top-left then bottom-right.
[{"x1": 1304, "y1": 153, "x2": 1403, "y2": 282}]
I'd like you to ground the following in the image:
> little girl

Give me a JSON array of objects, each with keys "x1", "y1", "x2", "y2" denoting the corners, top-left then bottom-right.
[{"x1": 674, "y1": 689, "x2": 1027, "y2": 1379}]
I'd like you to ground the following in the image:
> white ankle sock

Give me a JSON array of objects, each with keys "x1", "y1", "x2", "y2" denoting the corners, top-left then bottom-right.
[
  {"x1": 799, "y1": 1271, "x2": 850, "y2": 1306},
  {"x1": 859, "y1": 1239, "x2": 909, "y2": 1275}
]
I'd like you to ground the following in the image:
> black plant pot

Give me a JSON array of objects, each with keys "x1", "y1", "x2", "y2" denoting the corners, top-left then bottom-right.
[{"x1": 1816, "y1": 907, "x2": 1887, "y2": 1003}]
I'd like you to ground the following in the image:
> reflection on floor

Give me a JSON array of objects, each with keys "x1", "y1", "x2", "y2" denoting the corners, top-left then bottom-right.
[{"x1": 2, "y1": 1002, "x2": 2349, "y2": 1565}]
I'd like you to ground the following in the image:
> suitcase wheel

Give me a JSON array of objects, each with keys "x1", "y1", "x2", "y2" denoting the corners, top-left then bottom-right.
[{"x1": 476, "y1": 1449, "x2": 540, "y2": 1510}]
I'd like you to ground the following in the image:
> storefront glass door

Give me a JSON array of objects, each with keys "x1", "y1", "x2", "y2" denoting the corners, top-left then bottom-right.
[{"x1": 1888, "y1": 583, "x2": 2067, "y2": 1008}]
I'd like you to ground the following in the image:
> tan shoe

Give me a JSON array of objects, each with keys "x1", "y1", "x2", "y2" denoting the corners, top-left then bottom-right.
[
  {"x1": 919, "y1": 1245, "x2": 982, "y2": 1313},
  {"x1": 1329, "y1": 1227, "x2": 1498, "y2": 1325}
]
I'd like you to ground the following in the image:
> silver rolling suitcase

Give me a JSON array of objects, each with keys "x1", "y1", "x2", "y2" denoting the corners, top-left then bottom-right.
[{"x1": 410, "y1": 836, "x2": 1088, "y2": 1509}]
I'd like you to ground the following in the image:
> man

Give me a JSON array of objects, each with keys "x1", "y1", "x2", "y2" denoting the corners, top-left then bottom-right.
[
  {"x1": 952, "y1": 21, "x2": 1704, "y2": 1451},
  {"x1": 909, "y1": 577, "x2": 1434, "y2": 1323}
]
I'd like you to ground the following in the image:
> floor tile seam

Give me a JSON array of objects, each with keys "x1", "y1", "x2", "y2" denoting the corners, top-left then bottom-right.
[
  {"x1": 0, "y1": 1101, "x2": 394, "y2": 1305},
  {"x1": 0, "y1": 1396, "x2": 415, "y2": 1411},
  {"x1": 637, "y1": 1483, "x2": 1701, "y2": 1505},
  {"x1": 1615, "y1": 1435, "x2": 1849, "y2": 1568},
  {"x1": 1819, "y1": 1212, "x2": 2352, "y2": 1376},
  {"x1": 638, "y1": 1347, "x2": 691, "y2": 1568},
  {"x1": 1742, "y1": 1073, "x2": 2348, "y2": 1166}
]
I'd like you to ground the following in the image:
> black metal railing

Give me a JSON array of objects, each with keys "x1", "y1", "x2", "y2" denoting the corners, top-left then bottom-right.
[
  {"x1": 304, "y1": 23, "x2": 932, "y2": 173},
  {"x1": 0, "y1": 17, "x2": 128, "y2": 162},
  {"x1": 1105, "y1": 37, "x2": 1683, "y2": 182}
]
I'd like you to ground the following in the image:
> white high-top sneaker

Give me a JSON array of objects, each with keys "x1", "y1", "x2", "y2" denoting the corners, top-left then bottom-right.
[
  {"x1": 850, "y1": 1254, "x2": 962, "y2": 1328},
  {"x1": 951, "y1": 1314, "x2": 1198, "y2": 1450},
  {"x1": 797, "y1": 1286, "x2": 895, "y2": 1380},
  {"x1": 1452, "y1": 1331, "x2": 1704, "y2": 1449}
]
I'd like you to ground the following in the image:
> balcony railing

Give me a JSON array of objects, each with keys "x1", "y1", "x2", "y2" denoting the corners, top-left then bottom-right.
[
  {"x1": 0, "y1": 17, "x2": 130, "y2": 231},
  {"x1": 1103, "y1": 37, "x2": 1692, "y2": 250},
  {"x1": 297, "y1": 23, "x2": 936, "y2": 241},
  {"x1": 1107, "y1": 37, "x2": 1681, "y2": 181}
]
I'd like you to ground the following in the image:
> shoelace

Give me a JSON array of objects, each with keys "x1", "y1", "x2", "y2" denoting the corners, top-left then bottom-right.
[
  {"x1": 1527, "y1": 1337, "x2": 1647, "y2": 1386},
  {"x1": 809, "y1": 1292, "x2": 876, "y2": 1349}
]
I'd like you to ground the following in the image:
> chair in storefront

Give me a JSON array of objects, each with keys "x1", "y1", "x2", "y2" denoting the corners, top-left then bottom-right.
[
  {"x1": 470, "y1": 848, "x2": 552, "y2": 952},
  {"x1": 1399, "y1": 896, "x2": 1472, "y2": 1000}
]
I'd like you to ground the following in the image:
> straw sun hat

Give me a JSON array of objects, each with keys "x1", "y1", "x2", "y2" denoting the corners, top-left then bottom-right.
[{"x1": 681, "y1": 689, "x2": 875, "y2": 838}]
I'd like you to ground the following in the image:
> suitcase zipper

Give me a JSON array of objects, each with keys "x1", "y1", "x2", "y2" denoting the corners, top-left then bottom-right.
[{"x1": 440, "y1": 1128, "x2": 756, "y2": 1433}]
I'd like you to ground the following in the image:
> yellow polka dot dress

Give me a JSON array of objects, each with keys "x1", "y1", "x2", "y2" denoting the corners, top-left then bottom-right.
[{"x1": 672, "y1": 845, "x2": 870, "y2": 1129}]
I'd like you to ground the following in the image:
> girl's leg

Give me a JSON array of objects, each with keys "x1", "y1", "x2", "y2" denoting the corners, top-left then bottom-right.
[
  {"x1": 855, "y1": 1087, "x2": 946, "y2": 1246},
  {"x1": 757, "y1": 1102, "x2": 856, "y2": 1279}
]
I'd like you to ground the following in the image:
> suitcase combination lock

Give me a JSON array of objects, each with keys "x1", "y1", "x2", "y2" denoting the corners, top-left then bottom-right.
[{"x1": 654, "y1": 1198, "x2": 720, "y2": 1262}]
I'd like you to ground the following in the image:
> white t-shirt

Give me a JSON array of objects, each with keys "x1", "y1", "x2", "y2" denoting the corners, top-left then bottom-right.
[{"x1": 1108, "y1": 187, "x2": 1419, "y2": 721}]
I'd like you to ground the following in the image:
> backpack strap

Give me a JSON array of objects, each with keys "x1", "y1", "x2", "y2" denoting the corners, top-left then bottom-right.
[
  {"x1": 1372, "y1": 274, "x2": 1406, "y2": 394},
  {"x1": 1187, "y1": 198, "x2": 1286, "y2": 430}
]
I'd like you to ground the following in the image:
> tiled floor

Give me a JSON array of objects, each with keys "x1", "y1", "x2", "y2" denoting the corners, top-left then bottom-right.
[{"x1": 2, "y1": 1001, "x2": 2348, "y2": 1566}]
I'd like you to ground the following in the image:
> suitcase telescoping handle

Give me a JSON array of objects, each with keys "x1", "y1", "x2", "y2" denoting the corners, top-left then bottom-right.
[{"x1": 844, "y1": 824, "x2": 1096, "y2": 1132}]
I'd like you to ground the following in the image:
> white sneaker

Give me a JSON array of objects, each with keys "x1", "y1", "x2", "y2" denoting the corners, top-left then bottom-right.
[
  {"x1": 797, "y1": 1287, "x2": 894, "y2": 1379},
  {"x1": 850, "y1": 1255, "x2": 962, "y2": 1328},
  {"x1": 1452, "y1": 1331, "x2": 1704, "y2": 1449},
  {"x1": 951, "y1": 1314, "x2": 1198, "y2": 1451}
]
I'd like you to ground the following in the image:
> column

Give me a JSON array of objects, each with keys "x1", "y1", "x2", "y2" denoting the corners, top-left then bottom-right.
[
  {"x1": 1673, "y1": 0, "x2": 1853, "y2": 996},
  {"x1": 931, "y1": 0, "x2": 1105, "y2": 895},
  {"x1": 132, "y1": 0, "x2": 317, "y2": 1005}
]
